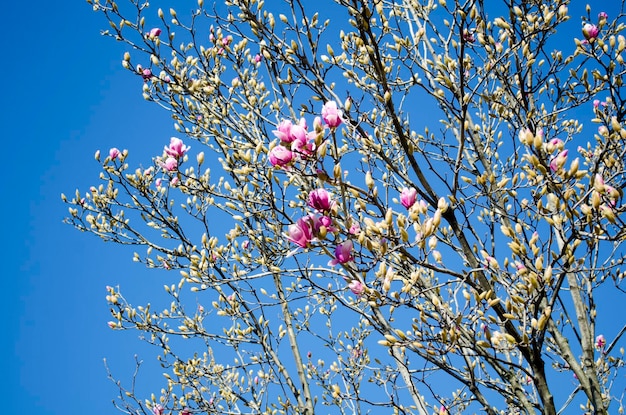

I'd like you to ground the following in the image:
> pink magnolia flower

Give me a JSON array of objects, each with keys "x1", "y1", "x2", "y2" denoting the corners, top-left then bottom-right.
[
  {"x1": 593, "y1": 99, "x2": 601, "y2": 108},
  {"x1": 141, "y1": 68, "x2": 152, "y2": 80},
  {"x1": 348, "y1": 280, "x2": 365, "y2": 296},
  {"x1": 291, "y1": 134, "x2": 316, "y2": 157},
  {"x1": 152, "y1": 404, "x2": 164, "y2": 415},
  {"x1": 287, "y1": 218, "x2": 314, "y2": 248},
  {"x1": 309, "y1": 214, "x2": 335, "y2": 233},
  {"x1": 163, "y1": 156, "x2": 178, "y2": 172},
  {"x1": 164, "y1": 137, "x2": 190, "y2": 158},
  {"x1": 549, "y1": 149, "x2": 568, "y2": 172},
  {"x1": 598, "y1": 11, "x2": 608, "y2": 20},
  {"x1": 308, "y1": 188, "x2": 333, "y2": 211},
  {"x1": 349, "y1": 222, "x2": 361, "y2": 235},
  {"x1": 148, "y1": 28, "x2": 162, "y2": 38},
  {"x1": 330, "y1": 240, "x2": 354, "y2": 265},
  {"x1": 269, "y1": 145, "x2": 293, "y2": 167},
  {"x1": 254, "y1": 54, "x2": 262, "y2": 63},
  {"x1": 595, "y1": 334, "x2": 606, "y2": 350},
  {"x1": 160, "y1": 73, "x2": 171, "y2": 83},
  {"x1": 273, "y1": 119, "x2": 294, "y2": 142},
  {"x1": 109, "y1": 147, "x2": 120, "y2": 160},
  {"x1": 400, "y1": 187, "x2": 418, "y2": 209},
  {"x1": 290, "y1": 121, "x2": 308, "y2": 143},
  {"x1": 462, "y1": 28, "x2": 475, "y2": 43},
  {"x1": 322, "y1": 101, "x2": 343, "y2": 128},
  {"x1": 583, "y1": 23, "x2": 599, "y2": 40}
]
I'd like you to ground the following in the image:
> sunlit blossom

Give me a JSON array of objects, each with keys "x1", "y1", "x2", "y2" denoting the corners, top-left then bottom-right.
[
  {"x1": 322, "y1": 101, "x2": 343, "y2": 128},
  {"x1": 582, "y1": 23, "x2": 599, "y2": 40},
  {"x1": 330, "y1": 240, "x2": 354, "y2": 265},
  {"x1": 308, "y1": 188, "x2": 333, "y2": 211},
  {"x1": 348, "y1": 280, "x2": 365, "y2": 296},
  {"x1": 268, "y1": 145, "x2": 293, "y2": 167},
  {"x1": 549, "y1": 149, "x2": 568, "y2": 172},
  {"x1": 349, "y1": 222, "x2": 361, "y2": 235},
  {"x1": 141, "y1": 68, "x2": 152, "y2": 80},
  {"x1": 164, "y1": 137, "x2": 190, "y2": 158},
  {"x1": 109, "y1": 147, "x2": 120, "y2": 160},
  {"x1": 163, "y1": 157, "x2": 178, "y2": 171},
  {"x1": 595, "y1": 334, "x2": 606, "y2": 350},
  {"x1": 287, "y1": 218, "x2": 314, "y2": 248},
  {"x1": 400, "y1": 187, "x2": 418, "y2": 209}
]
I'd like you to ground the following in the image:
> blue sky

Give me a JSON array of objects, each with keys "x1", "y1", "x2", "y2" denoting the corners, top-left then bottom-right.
[
  {"x1": 3, "y1": 1, "x2": 624, "y2": 414},
  {"x1": 3, "y1": 1, "x2": 174, "y2": 413}
]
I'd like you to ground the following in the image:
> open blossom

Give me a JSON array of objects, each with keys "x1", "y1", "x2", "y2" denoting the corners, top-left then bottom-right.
[
  {"x1": 330, "y1": 240, "x2": 354, "y2": 265},
  {"x1": 289, "y1": 121, "x2": 308, "y2": 143},
  {"x1": 163, "y1": 156, "x2": 178, "y2": 171},
  {"x1": 109, "y1": 147, "x2": 120, "y2": 160},
  {"x1": 582, "y1": 23, "x2": 599, "y2": 40},
  {"x1": 152, "y1": 404, "x2": 164, "y2": 415},
  {"x1": 314, "y1": 214, "x2": 335, "y2": 232},
  {"x1": 308, "y1": 188, "x2": 333, "y2": 211},
  {"x1": 164, "y1": 137, "x2": 190, "y2": 158},
  {"x1": 595, "y1": 334, "x2": 606, "y2": 350},
  {"x1": 273, "y1": 120, "x2": 293, "y2": 142},
  {"x1": 400, "y1": 187, "x2": 418, "y2": 209},
  {"x1": 598, "y1": 11, "x2": 608, "y2": 20},
  {"x1": 348, "y1": 280, "x2": 365, "y2": 296},
  {"x1": 287, "y1": 218, "x2": 314, "y2": 248},
  {"x1": 273, "y1": 118, "x2": 308, "y2": 144},
  {"x1": 322, "y1": 101, "x2": 343, "y2": 128},
  {"x1": 291, "y1": 134, "x2": 316, "y2": 157},
  {"x1": 268, "y1": 145, "x2": 293, "y2": 167}
]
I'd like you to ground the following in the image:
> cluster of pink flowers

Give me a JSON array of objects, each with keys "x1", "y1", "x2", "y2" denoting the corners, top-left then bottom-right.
[
  {"x1": 208, "y1": 26, "x2": 232, "y2": 55},
  {"x1": 287, "y1": 212, "x2": 335, "y2": 247},
  {"x1": 160, "y1": 137, "x2": 190, "y2": 172},
  {"x1": 286, "y1": 187, "x2": 355, "y2": 266},
  {"x1": 269, "y1": 101, "x2": 343, "y2": 168},
  {"x1": 269, "y1": 117, "x2": 318, "y2": 167}
]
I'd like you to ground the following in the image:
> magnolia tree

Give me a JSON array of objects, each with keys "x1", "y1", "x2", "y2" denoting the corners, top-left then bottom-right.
[{"x1": 65, "y1": 0, "x2": 626, "y2": 413}]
